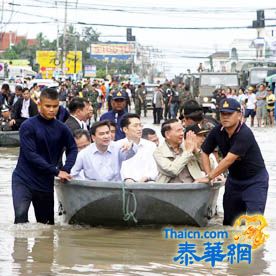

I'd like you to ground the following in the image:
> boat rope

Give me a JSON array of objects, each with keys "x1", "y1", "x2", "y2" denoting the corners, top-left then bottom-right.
[{"x1": 121, "y1": 182, "x2": 138, "y2": 223}]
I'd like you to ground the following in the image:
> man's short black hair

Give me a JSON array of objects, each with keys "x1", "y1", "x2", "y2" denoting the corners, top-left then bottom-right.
[
  {"x1": 184, "y1": 111, "x2": 203, "y2": 122},
  {"x1": 15, "y1": 85, "x2": 23, "y2": 91},
  {"x1": 142, "y1": 128, "x2": 156, "y2": 139},
  {"x1": 120, "y1": 113, "x2": 140, "y2": 129},
  {"x1": 1, "y1": 83, "x2": 10, "y2": 91},
  {"x1": 90, "y1": 120, "x2": 110, "y2": 136},
  {"x1": 73, "y1": 129, "x2": 91, "y2": 141},
  {"x1": 22, "y1": 87, "x2": 30, "y2": 93},
  {"x1": 68, "y1": 97, "x2": 89, "y2": 114},
  {"x1": 40, "y1": 88, "x2": 58, "y2": 100},
  {"x1": 183, "y1": 100, "x2": 202, "y2": 115},
  {"x1": 161, "y1": 119, "x2": 179, "y2": 138}
]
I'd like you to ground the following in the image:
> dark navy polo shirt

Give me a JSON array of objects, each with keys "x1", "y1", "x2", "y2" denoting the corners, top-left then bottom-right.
[{"x1": 201, "y1": 123, "x2": 265, "y2": 180}]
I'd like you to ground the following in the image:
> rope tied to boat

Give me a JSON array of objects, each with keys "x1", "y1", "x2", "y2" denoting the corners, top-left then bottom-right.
[{"x1": 121, "y1": 182, "x2": 138, "y2": 223}]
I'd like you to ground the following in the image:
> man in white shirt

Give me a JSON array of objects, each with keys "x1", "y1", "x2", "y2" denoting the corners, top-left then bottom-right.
[
  {"x1": 9, "y1": 88, "x2": 38, "y2": 130},
  {"x1": 244, "y1": 87, "x2": 257, "y2": 127},
  {"x1": 120, "y1": 113, "x2": 158, "y2": 182},
  {"x1": 71, "y1": 120, "x2": 137, "y2": 181}
]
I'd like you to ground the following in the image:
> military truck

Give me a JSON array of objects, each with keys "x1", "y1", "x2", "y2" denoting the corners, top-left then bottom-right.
[
  {"x1": 248, "y1": 67, "x2": 276, "y2": 86},
  {"x1": 194, "y1": 72, "x2": 240, "y2": 112}
]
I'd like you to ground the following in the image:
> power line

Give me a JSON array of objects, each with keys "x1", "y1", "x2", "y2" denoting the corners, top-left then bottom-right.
[
  {"x1": 7, "y1": 1, "x2": 276, "y2": 16},
  {"x1": 76, "y1": 21, "x2": 276, "y2": 30}
]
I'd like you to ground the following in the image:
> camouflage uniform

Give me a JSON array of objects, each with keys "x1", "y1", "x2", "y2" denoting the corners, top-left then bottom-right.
[
  {"x1": 179, "y1": 90, "x2": 193, "y2": 116},
  {"x1": 87, "y1": 87, "x2": 99, "y2": 122},
  {"x1": 134, "y1": 87, "x2": 143, "y2": 116}
]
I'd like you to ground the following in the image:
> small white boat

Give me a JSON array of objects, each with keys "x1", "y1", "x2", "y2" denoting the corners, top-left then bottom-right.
[
  {"x1": 0, "y1": 131, "x2": 20, "y2": 147},
  {"x1": 55, "y1": 180, "x2": 223, "y2": 227}
]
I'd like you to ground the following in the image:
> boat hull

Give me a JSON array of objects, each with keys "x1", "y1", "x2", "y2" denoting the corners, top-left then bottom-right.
[
  {"x1": 55, "y1": 180, "x2": 223, "y2": 227},
  {"x1": 0, "y1": 131, "x2": 20, "y2": 147}
]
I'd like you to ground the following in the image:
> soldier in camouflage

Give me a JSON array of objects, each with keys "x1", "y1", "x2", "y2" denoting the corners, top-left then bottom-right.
[
  {"x1": 134, "y1": 85, "x2": 143, "y2": 116},
  {"x1": 179, "y1": 84, "x2": 193, "y2": 116},
  {"x1": 86, "y1": 83, "x2": 99, "y2": 122}
]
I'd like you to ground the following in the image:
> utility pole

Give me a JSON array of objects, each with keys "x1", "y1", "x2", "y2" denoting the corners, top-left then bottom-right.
[
  {"x1": 62, "y1": 0, "x2": 68, "y2": 75},
  {"x1": 74, "y1": 34, "x2": 77, "y2": 79}
]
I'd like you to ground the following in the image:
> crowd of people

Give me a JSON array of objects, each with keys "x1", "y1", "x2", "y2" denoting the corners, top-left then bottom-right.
[
  {"x1": 212, "y1": 83, "x2": 276, "y2": 127},
  {"x1": 0, "y1": 77, "x2": 270, "y2": 227}
]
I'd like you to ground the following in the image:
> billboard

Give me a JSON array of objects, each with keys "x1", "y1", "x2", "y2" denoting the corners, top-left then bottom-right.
[
  {"x1": 84, "y1": 65, "x2": 96, "y2": 77},
  {"x1": 90, "y1": 43, "x2": 134, "y2": 60},
  {"x1": 36, "y1": 51, "x2": 82, "y2": 78}
]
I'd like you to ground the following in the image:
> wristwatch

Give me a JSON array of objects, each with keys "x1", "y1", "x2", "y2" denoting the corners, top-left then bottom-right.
[{"x1": 207, "y1": 174, "x2": 212, "y2": 182}]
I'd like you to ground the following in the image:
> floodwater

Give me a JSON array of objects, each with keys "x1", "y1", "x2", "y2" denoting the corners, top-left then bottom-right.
[{"x1": 0, "y1": 127, "x2": 275, "y2": 276}]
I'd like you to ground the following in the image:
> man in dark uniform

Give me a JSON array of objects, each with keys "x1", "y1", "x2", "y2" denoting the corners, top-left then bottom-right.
[
  {"x1": 0, "y1": 104, "x2": 13, "y2": 131},
  {"x1": 12, "y1": 88, "x2": 78, "y2": 225},
  {"x1": 100, "y1": 91, "x2": 128, "y2": 141},
  {"x1": 196, "y1": 98, "x2": 269, "y2": 225}
]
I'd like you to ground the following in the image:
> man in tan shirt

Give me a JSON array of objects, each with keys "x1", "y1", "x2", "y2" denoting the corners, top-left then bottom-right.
[{"x1": 153, "y1": 119, "x2": 205, "y2": 183}]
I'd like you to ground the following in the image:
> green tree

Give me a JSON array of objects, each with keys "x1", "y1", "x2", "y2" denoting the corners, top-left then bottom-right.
[{"x1": 2, "y1": 48, "x2": 18, "y2": 59}]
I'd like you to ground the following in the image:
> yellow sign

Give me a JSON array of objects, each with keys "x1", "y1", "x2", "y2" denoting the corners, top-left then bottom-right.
[
  {"x1": 233, "y1": 214, "x2": 269, "y2": 249},
  {"x1": 36, "y1": 51, "x2": 82, "y2": 78}
]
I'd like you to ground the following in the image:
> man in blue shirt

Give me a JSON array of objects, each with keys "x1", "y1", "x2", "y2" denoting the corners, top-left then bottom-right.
[
  {"x1": 196, "y1": 98, "x2": 269, "y2": 225},
  {"x1": 12, "y1": 88, "x2": 78, "y2": 225},
  {"x1": 71, "y1": 120, "x2": 136, "y2": 181},
  {"x1": 100, "y1": 91, "x2": 128, "y2": 141}
]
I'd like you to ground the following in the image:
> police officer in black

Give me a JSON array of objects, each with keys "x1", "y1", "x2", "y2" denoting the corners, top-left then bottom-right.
[
  {"x1": 100, "y1": 91, "x2": 128, "y2": 141},
  {"x1": 0, "y1": 105, "x2": 13, "y2": 131},
  {"x1": 196, "y1": 98, "x2": 269, "y2": 226}
]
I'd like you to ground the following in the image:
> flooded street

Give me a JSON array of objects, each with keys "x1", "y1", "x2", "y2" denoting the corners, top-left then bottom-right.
[{"x1": 0, "y1": 126, "x2": 276, "y2": 276}]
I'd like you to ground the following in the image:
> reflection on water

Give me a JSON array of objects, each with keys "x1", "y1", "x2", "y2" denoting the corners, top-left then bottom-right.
[{"x1": 0, "y1": 127, "x2": 275, "y2": 275}]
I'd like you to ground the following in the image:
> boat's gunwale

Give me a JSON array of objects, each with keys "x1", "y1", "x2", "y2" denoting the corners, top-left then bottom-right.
[
  {"x1": 0, "y1": 130, "x2": 20, "y2": 134},
  {"x1": 55, "y1": 179, "x2": 223, "y2": 191}
]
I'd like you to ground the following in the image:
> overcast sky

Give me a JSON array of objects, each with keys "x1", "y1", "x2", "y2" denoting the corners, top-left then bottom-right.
[{"x1": 1, "y1": 0, "x2": 276, "y2": 77}]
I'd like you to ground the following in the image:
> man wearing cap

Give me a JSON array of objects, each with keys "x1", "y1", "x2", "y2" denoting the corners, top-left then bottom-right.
[
  {"x1": 196, "y1": 98, "x2": 269, "y2": 226},
  {"x1": 0, "y1": 105, "x2": 13, "y2": 131},
  {"x1": 100, "y1": 91, "x2": 128, "y2": 141}
]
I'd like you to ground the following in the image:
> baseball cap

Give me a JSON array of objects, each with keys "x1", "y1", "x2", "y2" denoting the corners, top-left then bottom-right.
[
  {"x1": 219, "y1": 98, "x2": 241, "y2": 113},
  {"x1": 247, "y1": 86, "x2": 255, "y2": 92},
  {"x1": 112, "y1": 91, "x2": 127, "y2": 100},
  {"x1": 1, "y1": 105, "x2": 9, "y2": 112},
  {"x1": 184, "y1": 123, "x2": 210, "y2": 138}
]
